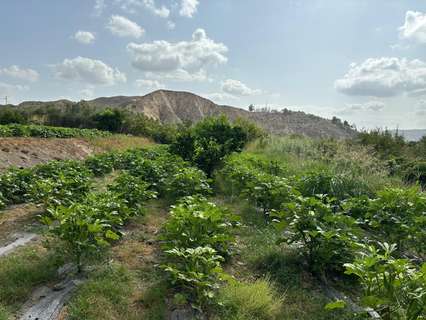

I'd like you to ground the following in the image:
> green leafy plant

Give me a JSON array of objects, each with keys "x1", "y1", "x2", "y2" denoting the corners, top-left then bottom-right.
[
  {"x1": 366, "y1": 187, "x2": 426, "y2": 256},
  {"x1": 107, "y1": 171, "x2": 157, "y2": 215},
  {"x1": 163, "y1": 167, "x2": 211, "y2": 201},
  {"x1": 274, "y1": 196, "x2": 360, "y2": 274},
  {"x1": 161, "y1": 196, "x2": 239, "y2": 257},
  {"x1": 345, "y1": 242, "x2": 426, "y2": 320},
  {"x1": 162, "y1": 246, "x2": 224, "y2": 310},
  {"x1": 41, "y1": 202, "x2": 120, "y2": 272}
]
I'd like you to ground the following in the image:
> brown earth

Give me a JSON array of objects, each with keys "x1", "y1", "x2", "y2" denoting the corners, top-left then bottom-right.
[
  {"x1": 0, "y1": 138, "x2": 93, "y2": 171},
  {"x1": 0, "y1": 136, "x2": 153, "y2": 171}
]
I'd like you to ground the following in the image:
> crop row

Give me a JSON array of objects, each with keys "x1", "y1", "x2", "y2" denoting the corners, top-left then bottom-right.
[
  {"x1": 216, "y1": 153, "x2": 426, "y2": 319},
  {"x1": 0, "y1": 124, "x2": 111, "y2": 138},
  {"x1": 31, "y1": 147, "x2": 213, "y2": 274}
]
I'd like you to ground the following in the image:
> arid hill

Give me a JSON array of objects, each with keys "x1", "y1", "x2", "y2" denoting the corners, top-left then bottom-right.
[{"x1": 18, "y1": 90, "x2": 356, "y2": 139}]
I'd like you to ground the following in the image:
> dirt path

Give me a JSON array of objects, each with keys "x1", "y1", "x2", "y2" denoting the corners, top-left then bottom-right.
[{"x1": 0, "y1": 204, "x2": 42, "y2": 246}]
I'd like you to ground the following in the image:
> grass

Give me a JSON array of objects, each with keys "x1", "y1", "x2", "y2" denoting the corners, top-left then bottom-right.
[
  {"x1": 0, "y1": 306, "x2": 10, "y2": 320},
  {"x1": 215, "y1": 278, "x2": 284, "y2": 320},
  {"x1": 86, "y1": 135, "x2": 154, "y2": 153},
  {"x1": 0, "y1": 244, "x2": 63, "y2": 311},
  {"x1": 66, "y1": 264, "x2": 139, "y2": 320},
  {"x1": 66, "y1": 200, "x2": 169, "y2": 320},
  {"x1": 246, "y1": 135, "x2": 403, "y2": 193},
  {"x1": 222, "y1": 199, "x2": 355, "y2": 320}
]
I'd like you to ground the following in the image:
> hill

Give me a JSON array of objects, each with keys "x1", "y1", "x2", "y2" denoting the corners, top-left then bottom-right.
[{"x1": 17, "y1": 90, "x2": 356, "y2": 139}]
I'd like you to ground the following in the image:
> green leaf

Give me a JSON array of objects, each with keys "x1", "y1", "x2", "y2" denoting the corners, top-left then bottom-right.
[{"x1": 325, "y1": 300, "x2": 346, "y2": 310}]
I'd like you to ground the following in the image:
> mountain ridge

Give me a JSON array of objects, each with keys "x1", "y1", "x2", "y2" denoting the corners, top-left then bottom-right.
[{"x1": 16, "y1": 90, "x2": 356, "y2": 139}]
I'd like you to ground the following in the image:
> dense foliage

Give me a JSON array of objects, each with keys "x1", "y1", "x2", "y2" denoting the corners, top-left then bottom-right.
[
  {"x1": 161, "y1": 196, "x2": 238, "y2": 309},
  {"x1": 0, "y1": 124, "x2": 111, "y2": 138},
  {"x1": 170, "y1": 116, "x2": 262, "y2": 176}
]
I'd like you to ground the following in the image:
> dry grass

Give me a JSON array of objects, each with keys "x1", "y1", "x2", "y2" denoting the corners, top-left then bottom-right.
[{"x1": 86, "y1": 135, "x2": 154, "y2": 153}]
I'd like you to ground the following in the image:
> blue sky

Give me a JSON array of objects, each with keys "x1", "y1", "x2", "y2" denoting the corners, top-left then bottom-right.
[{"x1": 1, "y1": 0, "x2": 426, "y2": 129}]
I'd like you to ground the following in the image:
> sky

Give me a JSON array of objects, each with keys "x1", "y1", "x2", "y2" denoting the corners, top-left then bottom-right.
[{"x1": 1, "y1": 0, "x2": 426, "y2": 130}]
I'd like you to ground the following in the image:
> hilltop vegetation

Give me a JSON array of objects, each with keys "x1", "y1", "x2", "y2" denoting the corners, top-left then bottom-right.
[{"x1": 0, "y1": 116, "x2": 425, "y2": 320}]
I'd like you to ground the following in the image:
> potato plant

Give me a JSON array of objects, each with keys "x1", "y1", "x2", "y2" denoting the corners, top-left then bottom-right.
[
  {"x1": 163, "y1": 167, "x2": 211, "y2": 201},
  {"x1": 345, "y1": 242, "x2": 426, "y2": 320},
  {"x1": 162, "y1": 246, "x2": 224, "y2": 310},
  {"x1": 274, "y1": 196, "x2": 360, "y2": 274},
  {"x1": 41, "y1": 203, "x2": 120, "y2": 273},
  {"x1": 366, "y1": 187, "x2": 426, "y2": 256},
  {"x1": 161, "y1": 196, "x2": 239, "y2": 257},
  {"x1": 107, "y1": 171, "x2": 157, "y2": 215}
]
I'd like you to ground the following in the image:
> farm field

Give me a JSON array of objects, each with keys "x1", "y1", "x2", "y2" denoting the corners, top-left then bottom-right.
[{"x1": 0, "y1": 120, "x2": 425, "y2": 320}]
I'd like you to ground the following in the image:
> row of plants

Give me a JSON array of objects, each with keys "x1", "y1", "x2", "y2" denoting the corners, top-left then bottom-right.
[
  {"x1": 0, "y1": 124, "x2": 111, "y2": 138},
  {"x1": 216, "y1": 152, "x2": 426, "y2": 319},
  {"x1": 160, "y1": 196, "x2": 240, "y2": 311},
  {"x1": 36, "y1": 147, "x2": 213, "y2": 274}
]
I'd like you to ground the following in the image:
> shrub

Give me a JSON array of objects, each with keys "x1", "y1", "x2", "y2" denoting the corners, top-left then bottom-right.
[{"x1": 170, "y1": 116, "x2": 254, "y2": 176}]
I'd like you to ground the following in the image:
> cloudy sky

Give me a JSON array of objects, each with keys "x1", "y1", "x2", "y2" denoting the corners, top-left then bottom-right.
[{"x1": 1, "y1": 0, "x2": 426, "y2": 129}]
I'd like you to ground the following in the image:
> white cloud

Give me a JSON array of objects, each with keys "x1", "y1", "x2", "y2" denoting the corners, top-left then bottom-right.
[
  {"x1": 115, "y1": 0, "x2": 170, "y2": 18},
  {"x1": 221, "y1": 79, "x2": 262, "y2": 96},
  {"x1": 335, "y1": 57, "x2": 426, "y2": 97},
  {"x1": 135, "y1": 79, "x2": 164, "y2": 89},
  {"x1": 399, "y1": 11, "x2": 426, "y2": 44},
  {"x1": 0, "y1": 65, "x2": 39, "y2": 82},
  {"x1": 339, "y1": 101, "x2": 385, "y2": 115},
  {"x1": 80, "y1": 87, "x2": 95, "y2": 99},
  {"x1": 127, "y1": 29, "x2": 227, "y2": 81},
  {"x1": 0, "y1": 82, "x2": 29, "y2": 97},
  {"x1": 144, "y1": 69, "x2": 209, "y2": 82},
  {"x1": 204, "y1": 92, "x2": 239, "y2": 102},
  {"x1": 53, "y1": 56, "x2": 127, "y2": 85},
  {"x1": 93, "y1": 0, "x2": 105, "y2": 16},
  {"x1": 143, "y1": 0, "x2": 170, "y2": 18},
  {"x1": 180, "y1": 0, "x2": 199, "y2": 18},
  {"x1": 167, "y1": 21, "x2": 176, "y2": 30},
  {"x1": 73, "y1": 31, "x2": 96, "y2": 44},
  {"x1": 107, "y1": 15, "x2": 145, "y2": 38}
]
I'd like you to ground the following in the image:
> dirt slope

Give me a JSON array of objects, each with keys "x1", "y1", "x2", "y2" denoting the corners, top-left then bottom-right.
[{"x1": 0, "y1": 138, "x2": 93, "y2": 171}]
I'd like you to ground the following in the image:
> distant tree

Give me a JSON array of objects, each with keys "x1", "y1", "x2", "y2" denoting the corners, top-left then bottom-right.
[
  {"x1": 0, "y1": 108, "x2": 27, "y2": 124},
  {"x1": 248, "y1": 104, "x2": 255, "y2": 112},
  {"x1": 92, "y1": 108, "x2": 126, "y2": 132},
  {"x1": 170, "y1": 116, "x2": 254, "y2": 176}
]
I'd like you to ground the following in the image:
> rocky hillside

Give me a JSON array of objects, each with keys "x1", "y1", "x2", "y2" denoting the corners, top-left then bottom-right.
[{"x1": 18, "y1": 90, "x2": 356, "y2": 139}]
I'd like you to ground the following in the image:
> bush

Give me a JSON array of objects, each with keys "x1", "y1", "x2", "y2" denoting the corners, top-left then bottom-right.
[{"x1": 170, "y1": 116, "x2": 255, "y2": 176}]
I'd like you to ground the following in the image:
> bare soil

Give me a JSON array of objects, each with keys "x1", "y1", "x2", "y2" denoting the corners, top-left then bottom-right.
[{"x1": 0, "y1": 138, "x2": 93, "y2": 171}]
